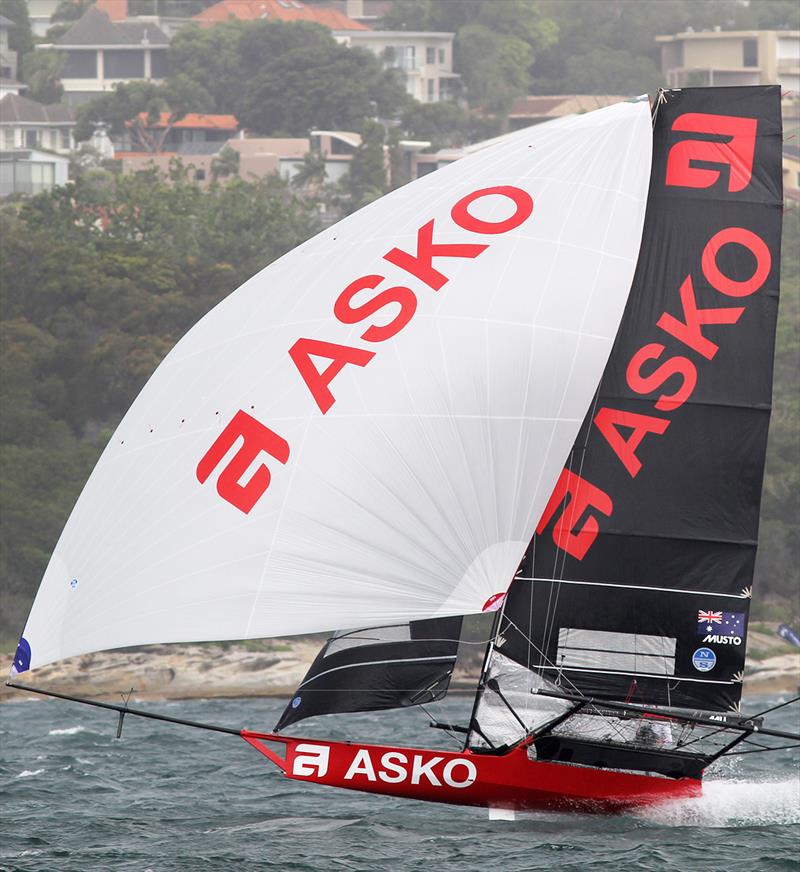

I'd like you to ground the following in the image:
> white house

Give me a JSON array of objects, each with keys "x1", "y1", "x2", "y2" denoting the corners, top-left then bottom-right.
[
  {"x1": 43, "y1": 6, "x2": 169, "y2": 105},
  {"x1": 334, "y1": 29, "x2": 459, "y2": 103},
  {"x1": 0, "y1": 93, "x2": 76, "y2": 154}
]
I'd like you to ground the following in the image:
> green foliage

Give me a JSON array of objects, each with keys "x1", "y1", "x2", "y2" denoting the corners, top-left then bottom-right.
[
  {"x1": 168, "y1": 20, "x2": 407, "y2": 136},
  {"x1": 74, "y1": 78, "x2": 214, "y2": 151},
  {"x1": 2, "y1": 0, "x2": 34, "y2": 55},
  {"x1": 561, "y1": 48, "x2": 663, "y2": 96},
  {"x1": 754, "y1": 208, "x2": 800, "y2": 607},
  {"x1": 20, "y1": 50, "x2": 64, "y2": 105},
  {"x1": 210, "y1": 145, "x2": 240, "y2": 181},
  {"x1": 380, "y1": 0, "x2": 557, "y2": 117},
  {"x1": 0, "y1": 171, "x2": 319, "y2": 639},
  {"x1": 457, "y1": 24, "x2": 533, "y2": 114},
  {"x1": 344, "y1": 119, "x2": 388, "y2": 211}
]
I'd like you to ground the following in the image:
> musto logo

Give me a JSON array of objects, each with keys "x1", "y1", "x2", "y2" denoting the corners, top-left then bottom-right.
[{"x1": 291, "y1": 744, "x2": 477, "y2": 789}]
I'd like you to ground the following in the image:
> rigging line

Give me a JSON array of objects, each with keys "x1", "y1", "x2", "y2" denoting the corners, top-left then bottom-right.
[
  {"x1": 6, "y1": 682, "x2": 243, "y2": 736},
  {"x1": 724, "y1": 742, "x2": 800, "y2": 757},
  {"x1": 497, "y1": 614, "x2": 638, "y2": 748},
  {"x1": 749, "y1": 694, "x2": 800, "y2": 719},
  {"x1": 416, "y1": 701, "x2": 462, "y2": 750},
  {"x1": 541, "y1": 389, "x2": 601, "y2": 665}
]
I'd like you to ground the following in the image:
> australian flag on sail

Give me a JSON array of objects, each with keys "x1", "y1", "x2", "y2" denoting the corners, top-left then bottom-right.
[{"x1": 698, "y1": 611, "x2": 745, "y2": 636}]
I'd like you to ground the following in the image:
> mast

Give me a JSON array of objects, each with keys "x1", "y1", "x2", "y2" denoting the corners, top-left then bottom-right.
[{"x1": 471, "y1": 86, "x2": 783, "y2": 752}]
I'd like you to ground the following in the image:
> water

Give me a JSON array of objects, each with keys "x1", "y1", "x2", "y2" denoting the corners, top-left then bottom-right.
[{"x1": 2, "y1": 694, "x2": 798, "y2": 871}]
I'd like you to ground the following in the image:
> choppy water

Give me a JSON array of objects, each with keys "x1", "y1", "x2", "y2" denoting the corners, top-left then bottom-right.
[{"x1": 2, "y1": 693, "x2": 799, "y2": 871}]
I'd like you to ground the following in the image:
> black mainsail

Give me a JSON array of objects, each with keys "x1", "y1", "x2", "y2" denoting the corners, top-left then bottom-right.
[{"x1": 471, "y1": 86, "x2": 783, "y2": 752}]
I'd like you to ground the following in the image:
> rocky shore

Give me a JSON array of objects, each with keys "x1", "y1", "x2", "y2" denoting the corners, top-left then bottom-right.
[{"x1": 2, "y1": 629, "x2": 798, "y2": 704}]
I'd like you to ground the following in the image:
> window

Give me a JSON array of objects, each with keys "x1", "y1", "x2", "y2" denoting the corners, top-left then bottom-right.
[
  {"x1": 427, "y1": 79, "x2": 435, "y2": 101},
  {"x1": 438, "y1": 48, "x2": 445, "y2": 64},
  {"x1": 426, "y1": 46, "x2": 436, "y2": 65},
  {"x1": 195, "y1": 168, "x2": 206, "y2": 181},
  {"x1": 150, "y1": 50, "x2": 168, "y2": 79},
  {"x1": 25, "y1": 129, "x2": 39, "y2": 148},
  {"x1": 743, "y1": 38, "x2": 758, "y2": 67},
  {"x1": 104, "y1": 50, "x2": 144, "y2": 79},
  {"x1": 557, "y1": 628, "x2": 676, "y2": 676},
  {"x1": 3, "y1": 129, "x2": 14, "y2": 149},
  {"x1": 60, "y1": 129, "x2": 71, "y2": 150},
  {"x1": 61, "y1": 50, "x2": 97, "y2": 79},
  {"x1": 384, "y1": 45, "x2": 416, "y2": 70}
]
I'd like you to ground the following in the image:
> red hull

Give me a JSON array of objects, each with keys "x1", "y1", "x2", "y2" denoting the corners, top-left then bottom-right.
[{"x1": 241, "y1": 731, "x2": 701, "y2": 813}]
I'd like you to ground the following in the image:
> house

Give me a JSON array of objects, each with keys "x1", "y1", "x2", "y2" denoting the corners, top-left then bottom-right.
[
  {"x1": 335, "y1": 29, "x2": 459, "y2": 103},
  {"x1": 0, "y1": 93, "x2": 76, "y2": 154},
  {"x1": 194, "y1": 0, "x2": 368, "y2": 31},
  {"x1": 784, "y1": 144, "x2": 800, "y2": 206},
  {"x1": 120, "y1": 112, "x2": 240, "y2": 152},
  {"x1": 0, "y1": 14, "x2": 19, "y2": 84},
  {"x1": 27, "y1": 1, "x2": 62, "y2": 38},
  {"x1": 656, "y1": 29, "x2": 799, "y2": 94},
  {"x1": 44, "y1": 6, "x2": 170, "y2": 105},
  {"x1": 504, "y1": 95, "x2": 630, "y2": 131},
  {"x1": 116, "y1": 131, "x2": 363, "y2": 186},
  {"x1": 0, "y1": 147, "x2": 70, "y2": 196}
]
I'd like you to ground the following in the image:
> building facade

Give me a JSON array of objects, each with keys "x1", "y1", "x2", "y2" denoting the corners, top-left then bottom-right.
[
  {"x1": 335, "y1": 30, "x2": 459, "y2": 102},
  {"x1": 656, "y1": 29, "x2": 799, "y2": 94},
  {"x1": 0, "y1": 94, "x2": 76, "y2": 154},
  {"x1": 45, "y1": 6, "x2": 169, "y2": 105}
]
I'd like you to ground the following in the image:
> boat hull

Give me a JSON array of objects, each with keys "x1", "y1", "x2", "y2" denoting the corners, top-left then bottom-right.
[{"x1": 241, "y1": 731, "x2": 701, "y2": 813}]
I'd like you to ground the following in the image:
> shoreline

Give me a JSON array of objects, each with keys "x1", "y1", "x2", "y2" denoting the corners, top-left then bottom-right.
[{"x1": 2, "y1": 635, "x2": 798, "y2": 704}]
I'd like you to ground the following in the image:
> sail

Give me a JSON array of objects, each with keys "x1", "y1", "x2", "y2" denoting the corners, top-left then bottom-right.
[
  {"x1": 472, "y1": 85, "x2": 782, "y2": 743},
  {"x1": 274, "y1": 616, "x2": 463, "y2": 731},
  {"x1": 14, "y1": 100, "x2": 653, "y2": 673}
]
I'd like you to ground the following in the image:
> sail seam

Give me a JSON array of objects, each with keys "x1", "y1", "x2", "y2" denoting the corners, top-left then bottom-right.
[
  {"x1": 517, "y1": 576, "x2": 749, "y2": 599},
  {"x1": 297, "y1": 655, "x2": 457, "y2": 689}
]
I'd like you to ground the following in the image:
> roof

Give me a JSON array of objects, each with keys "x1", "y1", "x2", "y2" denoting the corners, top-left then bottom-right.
[
  {"x1": 0, "y1": 14, "x2": 17, "y2": 28},
  {"x1": 56, "y1": 6, "x2": 169, "y2": 47},
  {"x1": 784, "y1": 143, "x2": 800, "y2": 160},
  {"x1": 194, "y1": 0, "x2": 368, "y2": 31},
  {"x1": 94, "y1": 0, "x2": 128, "y2": 21},
  {"x1": 128, "y1": 112, "x2": 239, "y2": 130},
  {"x1": 656, "y1": 30, "x2": 800, "y2": 42},
  {"x1": 0, "y1": 94, "x2": 76, "y2": 125},
  {"x1": 508, "y1": 95, "x2": 629, "y2": 119}
]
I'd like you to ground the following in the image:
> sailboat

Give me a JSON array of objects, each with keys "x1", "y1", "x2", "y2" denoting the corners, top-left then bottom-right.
[{"x1": 9, "y1": 85, "x2": 799, "y2": 813}]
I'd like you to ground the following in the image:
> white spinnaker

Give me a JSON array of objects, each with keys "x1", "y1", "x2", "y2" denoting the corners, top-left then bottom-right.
[{"x1": 18, "y1": 101, "x2": 652, "y2": 671}]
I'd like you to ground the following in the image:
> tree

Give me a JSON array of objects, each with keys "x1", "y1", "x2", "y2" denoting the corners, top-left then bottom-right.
[
  {"x1": 20, "y1": 50, "x2": 64, "y2": 105},
  {"x1": 238, "y1": 42, "x2": 406, "y2": 136},
  {"x1": 74, "y1": 77, "x2": 213, "y2": 152},
  {"x1": 562, "y1": 48, "x2": 663, "y2": 95},
  {"x1": 379, "y1": 0, "x2": 557, "y2": 117},
  {"x1": 457, "y1": 25, "x2": 533, "y2": 115},
  {"x1": 3, "y1": 0, "x2": 34, "y2": 56},
  {"x1": 210, "y1": 144, "x2": 240, "y2": 182},
  {"x1": 345, "y1": 119, "x2": 388, "y2": 211}
]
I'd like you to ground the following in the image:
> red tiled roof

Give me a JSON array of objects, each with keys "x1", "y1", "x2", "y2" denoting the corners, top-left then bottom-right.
[
  {"x1": 94, "y1": 0, "x2": 128, "y2": 21},
  {"x1": 194, "y1": 0, "x2": 368, "y2": 30},
  {"x1": 128, "y1": 112, "x2": 239, "y2": 130}
]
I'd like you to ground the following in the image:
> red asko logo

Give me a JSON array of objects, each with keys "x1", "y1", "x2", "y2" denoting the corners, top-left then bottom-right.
[
  {"x1": 537, "y1": 225, "x2": 771, "y2": 561},
  {"x1": 665, "y1": 112, "x2": 758, "y2": 192},
  {"x1": 197, "y1": 186, "x2": 534, "y2": 514}
]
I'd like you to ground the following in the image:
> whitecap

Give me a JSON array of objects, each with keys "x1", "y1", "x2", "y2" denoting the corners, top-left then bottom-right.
[
  {"x1": 48, "y1": 725, "x2": 88, "y2": 736},
  {"x1": 634, "y1": 778, "x2": 800, "y2": 827},
  {"x1": 15, "y1": 769, "x2": 45, "y2": 778}
]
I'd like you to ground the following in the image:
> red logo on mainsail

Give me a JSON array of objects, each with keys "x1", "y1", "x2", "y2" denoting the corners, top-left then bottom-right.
[
  {"x1": 196, "y1": 410, "x2": 290, "y2": 514},
  {"x1": 666, "y1": 113, "x2": 757, "y2": 193}
]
